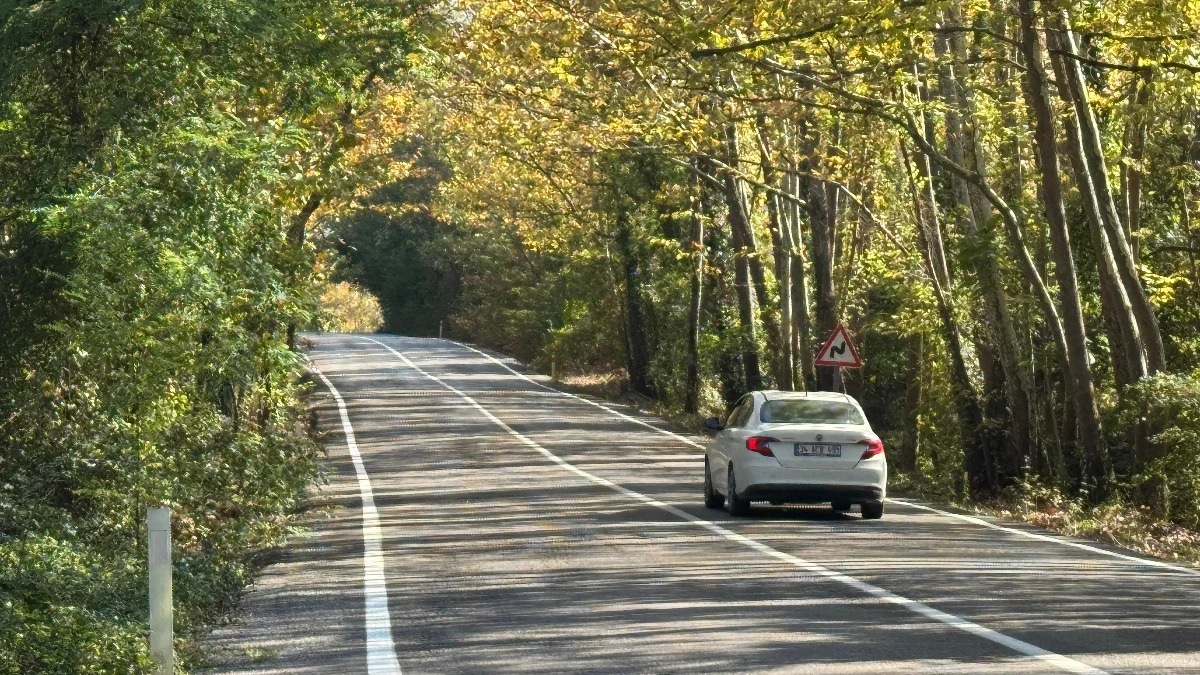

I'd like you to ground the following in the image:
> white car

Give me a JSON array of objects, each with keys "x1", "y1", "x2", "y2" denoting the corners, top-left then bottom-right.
[{"x1": 702, "y1": 390, "x2": 887, "y2": 519}]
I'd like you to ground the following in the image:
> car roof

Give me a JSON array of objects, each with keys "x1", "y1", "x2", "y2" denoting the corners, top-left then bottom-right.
[{"x1": 758, "y1": 389, "x2": 854, "y2": 403}]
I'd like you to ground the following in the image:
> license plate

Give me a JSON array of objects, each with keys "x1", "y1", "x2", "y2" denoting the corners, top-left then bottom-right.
[{"x1": 795, "y1": 442, "x2": 842, "y2": 457}]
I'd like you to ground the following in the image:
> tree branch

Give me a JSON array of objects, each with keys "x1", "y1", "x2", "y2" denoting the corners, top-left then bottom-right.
[
  {"x1": 691, "y1": 20, "x2": 840, "y2": 59},
  {"x1": 1148, "y1": 245, "x2": 1200, "y2": 255},
  {"x1": 697, "y1": 153, "x2": 810, "y2": 208},
  {"x1": 1047, "y1": 48, "x2": 1200, "y2": 75}
]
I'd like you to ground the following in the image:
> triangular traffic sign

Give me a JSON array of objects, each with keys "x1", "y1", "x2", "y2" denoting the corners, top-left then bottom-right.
[{"x1": 814, "y1": 323, "x2": 862, "y2": 368}]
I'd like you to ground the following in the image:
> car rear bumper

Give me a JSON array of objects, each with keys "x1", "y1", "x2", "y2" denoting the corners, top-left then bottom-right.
[
  {"x1": 736, "y1": 461, "x2": 886, "y2": 503},
  {"x1": 741, "y1": 483, "x2": 883, "y2": 503}
]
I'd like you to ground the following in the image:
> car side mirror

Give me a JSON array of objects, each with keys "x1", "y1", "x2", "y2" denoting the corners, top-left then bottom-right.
[{"x1": 703, "y1": 416, "x2": 724, "y2": 432}]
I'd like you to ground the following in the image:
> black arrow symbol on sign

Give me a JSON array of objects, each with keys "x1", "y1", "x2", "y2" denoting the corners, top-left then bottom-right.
[{"x1": 830, "y1": 343, "x2": 846, "y2": 357}]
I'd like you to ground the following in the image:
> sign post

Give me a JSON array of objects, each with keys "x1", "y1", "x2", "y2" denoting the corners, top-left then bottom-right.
[
  {"x1": 814, "y1": 323, "x2": 862, "y2": 368},
  {"x1": 148, "y1": 507, "x2": 173, "y2": 675}
]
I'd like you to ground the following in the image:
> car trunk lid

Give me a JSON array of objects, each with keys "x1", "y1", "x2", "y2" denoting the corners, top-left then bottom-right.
[{"x1": 758, "y1": 423, "x2": 872, "y2": 470}]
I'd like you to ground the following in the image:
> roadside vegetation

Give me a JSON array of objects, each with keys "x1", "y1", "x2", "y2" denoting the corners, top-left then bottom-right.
[
  {"x1": 4, "y1": 1, "x2": 1200, "y2": 672},
  {"x1": 334, "y1": 0, "x2": 1200, "y2": 562},
  {"x1": 319, "y1": 281, "x2": 386, "y2": 334},
  {"x1": 0, "y1": 2, "x2": 422, "y2": 671}
]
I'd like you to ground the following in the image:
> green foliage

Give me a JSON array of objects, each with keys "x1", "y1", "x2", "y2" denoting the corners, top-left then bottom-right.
[
  {"x1": 1118, "y1": 373, "x2": 1200, "y2": 530},
  {"x1": 0, "y1": 0, "x2": 419, "y2": 670},
  {"x1": 333, "y1": 140, "x2": 460, "y2": 337},
  {"x1": 319, "y1": 281, "x2": 385, "y2": 333},
  {"x1": 0, "y1": 532, "x2": 153, "y2": 674},
  {"x1": 544, "y1": 297, "x2": 625, "y2": 374}
]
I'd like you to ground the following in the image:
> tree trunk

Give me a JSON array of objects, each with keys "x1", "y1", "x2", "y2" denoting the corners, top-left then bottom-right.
[
  {"x1": 907, "y1": 69, "x2": 1003, "y2": 487},
  {"x1": 1187, "y1": 121, "x2": 1200, "y2": 328},
  {"x1": 1053, "y1": 12, "x2": 1166, "y2": 374},
  {"x1": 1038, "y1": 351, "x2": 1068, "y2": 483},
  {"x1": 685, "y1": 161, "x2": 707, "y2": 413},
  {"x1": 787, "y1": 170, "x2": 815, "y2": 388},
  {"x1": 1184, "y1": 198, "x2": 1200, "y2": 333},
  {"x1": 724, "y1": 124, "x2": 783, "y2": 390},
  {"x1": 749, "y1": 248, "x2": 787, "y2": 389},
  {"x1": 765, "y1": 190, "x2": 794, "y2": 390},
  {"x1": 286, "y1": 192, "x2": 323, "y2": 350},
  {"x1": 722, "y1": 154, "x2": 763, "y2": 392},
  {"x1": 934, "y1": 17, "x2": 1033, "y2": 483},
  {"x1": 903, "y1": 46, "x2": 1078, "y2": 410},
  {"x1": 1125, "y1": 74, "x2": 1152, "y2": 266},
  {"x1": 798, "y1": 122, "x2": 841, "y2": 392},
  {"x1": 757, "y1": 117, "x2": 795, "y2": 390},
  {"x1": 616, "y1": 213, "x2": 654, "y2": 397},
  {"x1": 732, "y1": 251, "x2": 762, "y2": 392},
  {"x1": 1047, "y1": 40, "x2": 1147, "y2": 390},
  {"x1": 284, "y1": 73, "x2": 376, "y2": 349},
  {"x1": 903, "y1": 141, "x2": 991, "y2": 494},
  {"x1": 1019, "y1": 0, "x2": 1110, "y2": 490},
  {"x1": 900, "y1": 333, "x2": 923, "y2": 474},
  {"x1": 1059, "y1": 376, "x2": 1078, "y2": 487}
]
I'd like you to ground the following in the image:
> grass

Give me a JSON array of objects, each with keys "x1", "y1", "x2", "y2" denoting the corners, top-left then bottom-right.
[
  {"x1": 985, "y1": 487, "x2": 1200, "y2": 567},
  {"x1": 890, "y1": 473, "x2": 1200, "y2": 569}
]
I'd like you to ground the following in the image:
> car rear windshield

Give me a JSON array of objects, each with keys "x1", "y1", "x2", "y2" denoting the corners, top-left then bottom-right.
[{"x1": 759, "y1": 400, "x2": 864, "y2": 425}]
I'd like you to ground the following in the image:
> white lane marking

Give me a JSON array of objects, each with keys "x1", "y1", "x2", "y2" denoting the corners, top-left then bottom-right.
[
  {"x1": 448, "y1": 340, "x2": 706, "y2": 449},
  {"x1": 452, "y1": 339, "x2": 1200, "y2": 578},
  {"x1": 363, "y1": 336, "x2": 1106, "y2": 675},
  {"x1": 311, "y1": 363, "x2": 403, "y2": 675},
  {"x1": 893, "y1": 499, "x2": 1200, "y2": 577}
]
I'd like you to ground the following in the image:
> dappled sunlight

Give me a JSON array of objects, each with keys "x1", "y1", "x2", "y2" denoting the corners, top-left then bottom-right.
[{"x1": 205, "y1": 334, "x2": 1200, "y2": 674}]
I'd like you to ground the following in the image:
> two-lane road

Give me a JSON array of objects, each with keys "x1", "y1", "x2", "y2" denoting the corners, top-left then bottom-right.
[{"x1": 202, "y1": 333, "x2": 1200, "y2": 674}]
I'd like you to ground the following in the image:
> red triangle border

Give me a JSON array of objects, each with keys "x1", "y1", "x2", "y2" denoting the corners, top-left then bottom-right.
[{"x1": 814, "y1": 323, "x2": 862, "y2": 368}]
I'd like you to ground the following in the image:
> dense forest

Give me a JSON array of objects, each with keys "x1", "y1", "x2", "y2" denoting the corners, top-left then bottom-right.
[
  {"x1": 342, "y1": 0, "x2": 1200, "y2": 536},
  {"x1": 3, "y1": 0, "x2": 1200, "y2": 671},
  {"x1": 0, "y1": 1, "x2": 422, "y2": 671}
]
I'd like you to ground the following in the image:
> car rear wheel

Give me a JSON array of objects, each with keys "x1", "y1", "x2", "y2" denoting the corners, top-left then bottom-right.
[
  {"x1": 725, "y1": 466, "x2": 750, "y2": 517},
  {"x1": 861, "y1": 500, "x2": 884, "y2": 520},
  {"x1": 703, "y1": 457, "x2": 724, "y2": 509}
]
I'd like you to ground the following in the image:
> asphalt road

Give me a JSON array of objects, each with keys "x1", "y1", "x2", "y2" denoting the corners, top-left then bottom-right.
[{"x1": 202, "y1": 333, "x2": 1200, "y2": 675}]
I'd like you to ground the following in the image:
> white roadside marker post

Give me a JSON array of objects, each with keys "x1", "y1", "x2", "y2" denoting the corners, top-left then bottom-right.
[{"x1": 147, "y1": 507, "x2": 173, "y2": 674}]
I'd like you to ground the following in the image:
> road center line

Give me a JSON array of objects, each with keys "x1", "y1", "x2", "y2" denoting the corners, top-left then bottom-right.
[
  {"x1": 447, "y1": 340, "x2": 707, "y2": 449},
  {"x1": 363, "y1": 336, "x2": 1106, "y2": 675},
  {"x1": 450, "y1": 339, "x2": 1200, "y2": 578},
  {"x1": 311, "y1": 363, "x2": 403, "y2": 675}
]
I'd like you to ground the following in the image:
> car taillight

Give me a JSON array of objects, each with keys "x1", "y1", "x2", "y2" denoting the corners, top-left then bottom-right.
[
  {"x1": 746, "y1": 436, "x2": 778, "y2": 457},
  {"x1": 858, "y1": 439, "x2": 884, "y2": 460}
]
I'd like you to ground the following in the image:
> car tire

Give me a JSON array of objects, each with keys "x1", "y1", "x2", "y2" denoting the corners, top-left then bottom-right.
[
  {"x1": 725, "y1": 466, "x2": 750, "y2": 517},
  {"x1": 831, "y1": 500, "x2": 851, "y2": 513},
  {"x1": 861, "y1": 500, "x2": 884, "y2": 520},
  {"x1": 703, "y1": 457, "x2": 725, "y2": 509}
]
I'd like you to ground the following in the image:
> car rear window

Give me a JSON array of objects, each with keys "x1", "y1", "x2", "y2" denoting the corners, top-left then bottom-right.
[{"x1": 759, "y1": 400, "x2": 864, "y2": 425}]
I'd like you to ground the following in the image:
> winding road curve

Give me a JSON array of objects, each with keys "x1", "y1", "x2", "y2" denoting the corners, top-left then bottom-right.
[{"x1": 202, "y1": 333, "x2": 1200, "y2": 674}]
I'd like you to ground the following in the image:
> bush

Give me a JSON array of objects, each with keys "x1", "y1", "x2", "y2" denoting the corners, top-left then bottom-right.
[
  {"x1": 319, "y1": 282, "x2": 385, "y2": 333},
  {"x1": 0, "y1": 532, "x2": 153, "y2": 674},
  {"x1": 1118, "y1": 373, "x2": 1200, "y2": 530},
  {"x1": 0, "y1": 425, "x2": 318, "y2": 672},
  {"x1": 0, "y1": 0, "x2": 416, "y2": 670}
]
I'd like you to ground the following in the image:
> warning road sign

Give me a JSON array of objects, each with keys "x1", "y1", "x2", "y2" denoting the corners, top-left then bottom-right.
[{"x1": 814, "y1": 323, "x2": 862, "y2": 368}]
